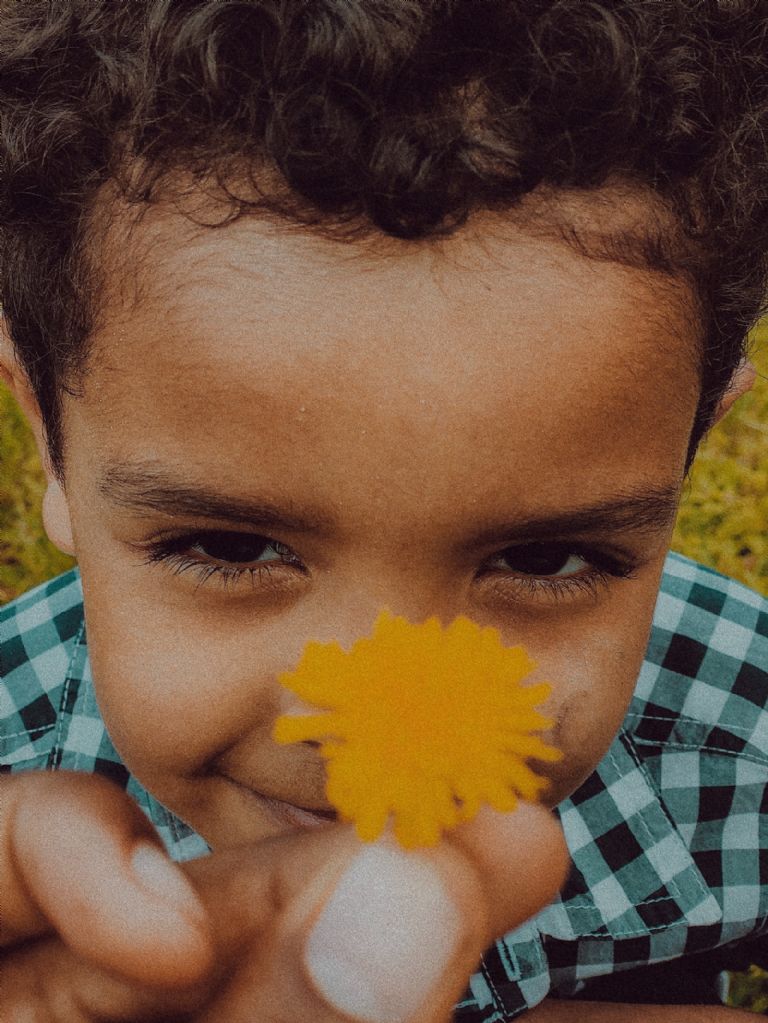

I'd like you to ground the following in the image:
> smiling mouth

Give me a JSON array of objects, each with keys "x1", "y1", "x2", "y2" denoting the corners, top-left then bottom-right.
[{"x1": 225, "y1": 776, "x2": 338, "y2": 829}]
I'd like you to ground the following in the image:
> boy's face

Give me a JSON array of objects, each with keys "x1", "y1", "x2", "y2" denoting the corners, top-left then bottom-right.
[{"x1": 27, "y1": 198, "x2": 702, "y2": 848}]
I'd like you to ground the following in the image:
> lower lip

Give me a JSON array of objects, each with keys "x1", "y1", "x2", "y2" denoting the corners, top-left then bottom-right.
[{"x1": 227, "y1": 778, "x2": 337, "y2": 829}]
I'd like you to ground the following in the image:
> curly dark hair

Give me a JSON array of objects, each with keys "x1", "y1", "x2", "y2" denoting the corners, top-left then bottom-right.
[{"x1": 1, "y1": 0, "x2": 767, "y2": 480}]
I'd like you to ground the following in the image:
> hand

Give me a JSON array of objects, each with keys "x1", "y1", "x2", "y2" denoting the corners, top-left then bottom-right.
[
  {"x1": 1, "y1": 771, "x2": 215, "y2": 1019},
  {"x1": 1, "y1": 771, "x2": 568, "y2": 1022}
]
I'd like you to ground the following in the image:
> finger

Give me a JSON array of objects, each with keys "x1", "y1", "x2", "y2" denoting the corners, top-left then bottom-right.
[
  {"x1": 182, "y1": 801, "x2": 568, "y2": 1023},
  {"x1": 448, "y1": 801, "x2": 570, "y2": 939},
  {"x1": 3, "y1": 934, "x2": 211, "y2": 1023},
  {"x1": 299, "y1": 804, "x2": 569, "y2": 1023},
  {"x1": 1, "y1": 772, "x2": 214, "y2": 987}
]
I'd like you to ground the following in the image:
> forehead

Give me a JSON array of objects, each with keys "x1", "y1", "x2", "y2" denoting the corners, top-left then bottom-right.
[
  {"x1": 76, "y1": 193, "x2": 700, "y2": 512},
  {"x1": 93, "y1": 190, "x2": 699, "y2": 376}
]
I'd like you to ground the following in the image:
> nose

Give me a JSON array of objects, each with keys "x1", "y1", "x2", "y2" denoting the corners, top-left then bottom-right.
[
  {"x1": 272, "y1": 575, "x2": 467, "y2": 719},
  {"x1": 308, "y1": 588, "x2": 458, "y2": 652}
]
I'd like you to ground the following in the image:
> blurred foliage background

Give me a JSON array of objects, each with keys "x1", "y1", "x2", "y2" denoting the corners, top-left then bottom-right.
[
  {"x1": 1, "y1": 385, "x2": 77, "y2": 603},
  {"x1": 1, "y1": 319, "x2": 767, "y2": 605},
  {"x1": 671, "y1": 316, "x2": 767, "y2": 596}
]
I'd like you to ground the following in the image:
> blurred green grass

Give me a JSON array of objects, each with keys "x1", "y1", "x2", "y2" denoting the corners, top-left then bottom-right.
[
  {"x1": 0, "y1": 387, "x2": 76, "y2": 603},
  {"x1": 671, "y1": 317, "x2": 768, "y2": 596},
  {"x1": 1, "y1": 319, "x2": 767, "y2": 604}
]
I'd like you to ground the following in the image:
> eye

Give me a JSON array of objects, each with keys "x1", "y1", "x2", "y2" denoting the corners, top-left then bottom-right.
[
  {"x1": 188, "y1": 533, "x2": 289, "y2": 564},
  {"x1": 479, "y1": 542, "x2": 638, "y2": 603},
  {"x1": 487, "y1": 544, "x2": 590, "y2": 578},
  {"x1": 137, "y1": 530, "x2": 305, "y2": 592}
]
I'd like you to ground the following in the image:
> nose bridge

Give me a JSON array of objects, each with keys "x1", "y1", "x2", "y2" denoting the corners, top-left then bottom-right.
[
  {"x1": 274, "y1": 580, "x2": 452, "y2": 717},
  {"x1": 308, "y1": 571, "x2": 462, "y2": 651}
]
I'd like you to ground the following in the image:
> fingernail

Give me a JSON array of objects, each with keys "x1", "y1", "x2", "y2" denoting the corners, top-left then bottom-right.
[
  {"x1": 305, "y1": 844, "x2": 461, "y2": 1023},
  {"x1": 131, "y1": 841, "x2": 206, "y2": 925}
]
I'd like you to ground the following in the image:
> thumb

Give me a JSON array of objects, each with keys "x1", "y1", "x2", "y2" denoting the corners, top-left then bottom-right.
[
  {"x1": 182, "y1": 801, "x2": 567, "y2": 1023},
  {"x1": 304, "y1": 841, "x2": 466, "y2": 1023},
  {"x1": 297, "y1": 802, "x2": 567, "y2": 1023}
]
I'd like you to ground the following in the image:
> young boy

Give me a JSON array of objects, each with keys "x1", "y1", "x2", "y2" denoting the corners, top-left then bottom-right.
[{"x1": 1, "y1": 1, "x2": 767, "y2": 1019}]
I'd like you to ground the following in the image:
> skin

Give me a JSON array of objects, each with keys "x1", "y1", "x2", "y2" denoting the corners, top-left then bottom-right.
[
  {"x1": 0, "y1": 190, "x2": 755, "y2": 1020},
  {"x1": 42, "y1": 201, "x2": 702, "y2": 846}
]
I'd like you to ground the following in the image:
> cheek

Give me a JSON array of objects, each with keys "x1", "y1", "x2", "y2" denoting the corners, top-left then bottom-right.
[
  {"x1": 81, "y1": 581, "x2": 288, "y2": 778},
  {"x1": 531, "y1": 589, "x2": 661, "y2": 803}
]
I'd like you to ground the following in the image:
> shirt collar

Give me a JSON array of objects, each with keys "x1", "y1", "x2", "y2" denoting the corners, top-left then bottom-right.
[
  {"x1": 55, "y1": 617, "x2": 210, "y2": 861},
  {"x1": 480, "y1": 725, "x2": 723, "y2": 1008},
  {"x1": 534, "y1": 726, "x2": 722, "y2": 941}
]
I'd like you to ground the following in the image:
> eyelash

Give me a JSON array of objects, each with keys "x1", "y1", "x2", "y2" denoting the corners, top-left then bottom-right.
[
  {"x1": 137, "y1": 531, "x2": 638, "y2": 602},
  {"x1": 138, "y1": 534, "x2": 301, "y2": 594},
  {"x1": 481, "y1": 557, "x2": 632, "y2": 603}
]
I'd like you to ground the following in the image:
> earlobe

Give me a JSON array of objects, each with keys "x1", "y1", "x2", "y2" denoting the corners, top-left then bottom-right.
[
  {"x1": 710, "y1": 358, "x2": 756, "y2": 426},
  {"x1": 42, "y1": 480, "x2": 76, "y2": 556},
  {"x1": 2, "y1": 312, "x2": 76, "y2": 557}
]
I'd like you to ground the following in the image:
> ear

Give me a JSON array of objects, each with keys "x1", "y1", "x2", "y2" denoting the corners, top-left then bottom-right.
[
  {"x1": 709, "y1": 358, "x2": 756, "y2": 427},
  {"x1": 0, "y1": 316, "x2": 76, "y2": 556}
]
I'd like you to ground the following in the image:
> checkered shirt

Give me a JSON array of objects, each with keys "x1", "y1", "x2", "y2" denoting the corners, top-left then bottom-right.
[{"x1": 2, "y1": 551, "x2": 768, "y2": 1017}]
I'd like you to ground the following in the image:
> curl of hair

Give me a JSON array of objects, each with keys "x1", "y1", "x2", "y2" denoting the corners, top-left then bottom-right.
[{"x1": 1, "y1": 0, "x2": 767, "y2": 476}]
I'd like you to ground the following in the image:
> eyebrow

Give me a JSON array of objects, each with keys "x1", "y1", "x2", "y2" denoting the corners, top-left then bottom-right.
[
  {"x1": 464, "y1": 483, "x2": 681, "y2": 548},
  {"x1": 98, "y1": 461, "x2": 334, "y2": 533},
  {"x1": 99, "y1": 460, "x2": 681, "y2": 544}
]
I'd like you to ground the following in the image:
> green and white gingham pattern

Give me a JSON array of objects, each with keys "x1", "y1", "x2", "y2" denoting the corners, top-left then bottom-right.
[
  {"x1": 0, "y1": 569, "x2": 209, "y2": 861},
  {"x1": 2, "y1": 552, "x2": 767, "y2": 1017}
]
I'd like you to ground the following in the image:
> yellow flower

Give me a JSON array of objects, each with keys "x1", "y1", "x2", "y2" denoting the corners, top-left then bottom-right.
[{"x1": 273, "y1": 611, "x2": 562, "y2": 849}]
